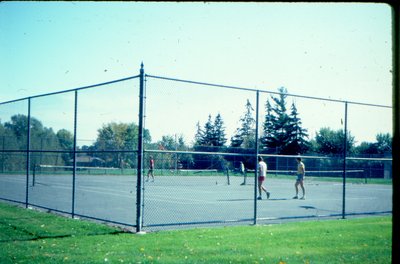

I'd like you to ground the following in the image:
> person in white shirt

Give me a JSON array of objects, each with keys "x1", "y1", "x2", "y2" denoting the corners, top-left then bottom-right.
[
  {"x1": 240, "y1": 161, "x2": 247, "y2": 185},
  {"x1": 257, "y1": 156, "x2": 270, "y2": 200}
]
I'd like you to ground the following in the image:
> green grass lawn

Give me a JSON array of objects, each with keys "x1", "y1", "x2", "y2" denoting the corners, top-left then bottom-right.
[{"x1": 0, "y1": 202, "x2": 392, "y2": 263}]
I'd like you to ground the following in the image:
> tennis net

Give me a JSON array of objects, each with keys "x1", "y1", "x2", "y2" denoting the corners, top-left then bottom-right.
[
  {"x1": 32, "y1": 164, "x2": 135, "y2": 186},
  {"x1": 246, "y1": 169, "x2": 365, "y2": 179}
]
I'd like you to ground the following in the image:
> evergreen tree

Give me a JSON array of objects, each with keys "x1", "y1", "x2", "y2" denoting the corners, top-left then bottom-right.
[
  {"x1": 194, "y1": 121, "x2": 204, "y2": 146},
  {"x1": 270, "y1": 87, "x2": 290, "y2": 152},
  {"x1": 193, "y1": 114, "x2": 227, "y2": 169},
  {"x1": 260, "y1": 99, "x2": 275, "y2": 150},
  {"x1": 194, "y1": 114, "x2": 227, "y2": 148},
  {"x1": 261, "y1": 88, "x2": 309, "y2": 154},
  {"x1": 213, "y1": 113, "x2": 227, "y2": 147},
  {"x1": 231, "y1": 99, "x2": 256, "y2": 148},
  {"x1": 284, "y1": 102, "x2": 309, "y2": 154},
  {"x1": 202, "y1": 115, "x2": 214, "y2": 146}
]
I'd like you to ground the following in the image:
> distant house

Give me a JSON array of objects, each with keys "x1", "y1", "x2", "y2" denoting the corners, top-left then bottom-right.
[{"x1": 69, "y1": 155, "x2": 105, "y2": 167}]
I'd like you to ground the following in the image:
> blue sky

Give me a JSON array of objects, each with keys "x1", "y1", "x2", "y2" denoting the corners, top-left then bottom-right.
[{"x1": 0, "y1": 2, "x2": 393, "y2": 145}]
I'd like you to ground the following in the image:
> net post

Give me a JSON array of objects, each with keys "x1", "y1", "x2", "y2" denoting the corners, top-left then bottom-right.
[
  {"x1": 32, "y1": 164, "x2": 36, "y2": 187},
  {"x1": 136, "y1": 63, "x2": 145, "y2": 232},
  {"x1": 364, "y1": 169, "x2": 367, "y2": 184},
  {"x1": 226, "y1": 166, "x2": 230, "y2": 185}
]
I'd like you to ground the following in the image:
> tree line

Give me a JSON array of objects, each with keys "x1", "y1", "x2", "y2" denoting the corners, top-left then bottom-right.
[
  {"x1": 0, "y1": 87, "x2": 392, "y2": 173},
  {"x1": 191, "y1": 87, "x2": 391, "y2": 171},
  {"x1": 194, "y1": 87, "x2": 391, "y2": 155},
  {"x1": 0, "y1": 115, "x2": 74, "y2": 171}
]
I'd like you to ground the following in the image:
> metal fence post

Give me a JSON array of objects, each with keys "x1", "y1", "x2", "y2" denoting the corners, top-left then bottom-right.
[
  {"x1": 25, "y1": 98, "x2": 31, "y2": 208},
  {"x1": 342, "y1": 101, "x2": 348, "y2": 219},
  {"x1": 391, "y1": 5, "x2": 399, "y2": 263},
  {"x1": 136, "y1": 63, "x2": 145, "y2": 232},
  {"x1": 253, "y1": 90, "x2": 260, "y2": 225},
  {"x1": 72, "y1": 90, "x2": 78, "y2": 218}
]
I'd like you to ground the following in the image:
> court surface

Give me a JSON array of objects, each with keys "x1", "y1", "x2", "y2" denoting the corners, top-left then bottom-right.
[{"x1": 0, "y1": 174, "x2": 392, "y2": 230}]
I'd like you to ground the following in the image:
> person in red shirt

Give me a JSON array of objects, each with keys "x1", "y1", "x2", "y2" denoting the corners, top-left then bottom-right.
[{"x1": 146, "y1": 156, "x2": 155, "y2": 182}]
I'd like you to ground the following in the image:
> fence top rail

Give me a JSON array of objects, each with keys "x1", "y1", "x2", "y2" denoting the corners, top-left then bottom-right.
[
  {"x1": 0, "y1": 75, "x2": 140, "y2": 105},
  {"x1": 1, "y1": 71, "x2": 391, "y2": 109},
  {"x1": 145, "y1": 74, "x2": 392, "y2": 108}
]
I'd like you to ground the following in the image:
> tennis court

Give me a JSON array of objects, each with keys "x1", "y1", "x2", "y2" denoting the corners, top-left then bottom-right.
[{"x1": 0, "y1": 171, "x2": 392, "y2": 231}]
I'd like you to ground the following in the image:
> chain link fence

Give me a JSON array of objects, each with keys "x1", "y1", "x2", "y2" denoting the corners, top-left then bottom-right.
[{"x1": 0, "y1": 65, "x2": 393, "y2": 231}]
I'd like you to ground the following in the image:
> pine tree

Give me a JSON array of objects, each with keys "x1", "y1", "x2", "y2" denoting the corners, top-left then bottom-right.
[
  {"x1": 195, "y1": 114, "x2": 227, "y2": 147},
  {"x1": 231, "y1": 99, "x2": 256, "y2": 148},
  {"x1": 261, "y1": 87, "x2": 309, "y2": 154},
  {"x1": 194, "y1": 121, "x2": 204, "y2": 146},
  {"x1": 203, "y1": 115, "x2": 214, "y2": 146},
  {"x1": 284, "y1": 102, "x2": 309, "y2": 154},
  {"x1": 193, "y1": 114, "x2": 227, "y2": 169},
  {"x1": 213, "y1": 113, "x2": 227, "y2": 147},
  {"x1": 260, "y1": 99, "x2": 276, "y2": 150},
  {"x1": 270, "y1": 87, "x2": 290, "y2": 152}
]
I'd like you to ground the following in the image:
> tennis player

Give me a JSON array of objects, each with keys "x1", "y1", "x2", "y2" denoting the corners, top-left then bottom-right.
[
  {"x1": 240, "y1": 161, "x2": 247, "y2": 185},
  {"x1": 257, "y1": 156, "x2": 270, "y2": 200},
  {"x1": 146, "y1": 156, "x2": 155, "y2": 182},
  {"x1": 293, "y1": 157, "x2": 305, "y2": 199}
]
